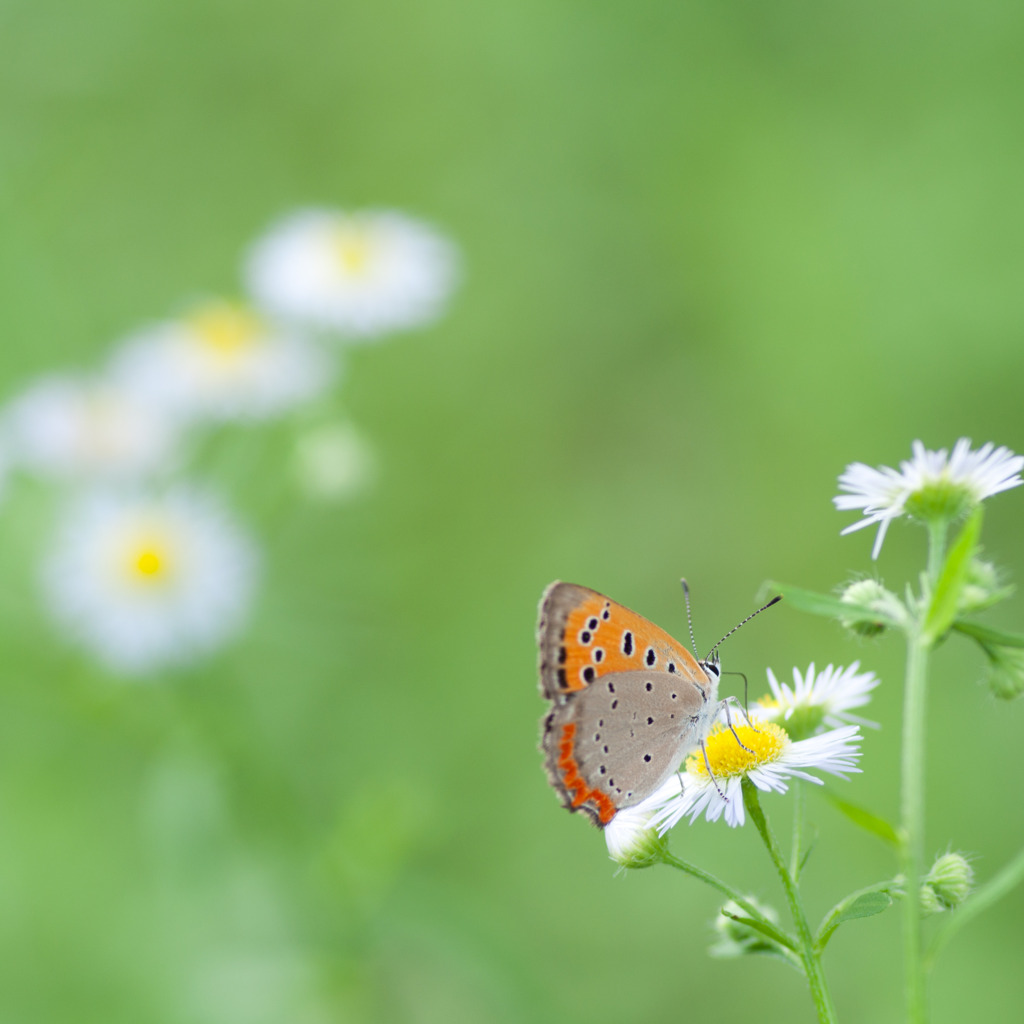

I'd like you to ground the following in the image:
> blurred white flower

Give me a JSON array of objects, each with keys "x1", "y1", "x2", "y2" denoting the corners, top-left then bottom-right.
[
  {"x1": 835, "y1": 439, "x2": 1024, "y2": 559},
  {"x1": 650, "y1": 721, "x2": 862, "y2": 831},
  {"x1": 245, "y1": 208, "x2": 458, "y2": 338},
  {"x1": 293, "y1": 421, "x2": 375, "y2": 501},
  {"x1": 111, "y1": 301, "x2": 334, "y2": 423},
  {"x1": 4, "y1": 374, "x2": 180, "y2": 482},
  {"x1": 41, "y1": 486, "x2": 258, "y2": 673}
]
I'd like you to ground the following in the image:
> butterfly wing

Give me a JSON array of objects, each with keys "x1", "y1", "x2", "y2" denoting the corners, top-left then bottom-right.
[
  {"x1": 542, "y1": 670, "x2": 710, "y2": 825},
  {"x1": 537, "y1": 581, "x2": 706, "y2": 699},
  {"x1": 537, "y1": 582, "x2": 717, "y2": 826}
]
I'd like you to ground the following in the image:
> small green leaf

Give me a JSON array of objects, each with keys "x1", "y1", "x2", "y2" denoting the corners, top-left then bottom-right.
[
  {"x1": 817, "y1": 888, "x2": 895, "y2": 950},
  {"x1": 820, "y1": 789, "x2": 900, "y2": 846},
  {"x1": 762, "y1": 582, "x2": 897, "y2": 626},
  {"x1": 836, "y1": 891, "x2": 893, "y2": 924},
  {"x1": 953, "y1": 620, "x2": 1024, "y2": 649},
  {"x1": 924, "y1": 508, "x2": 983, "y2": 643}
]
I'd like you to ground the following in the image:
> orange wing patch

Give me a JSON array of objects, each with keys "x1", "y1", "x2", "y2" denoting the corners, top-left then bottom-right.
[
  {"x1": 555, "y1": 721, "x2": 617, "y2": 824},
  {"x1": 558, "y1": 591, "x2": 702, "y2": 693}
]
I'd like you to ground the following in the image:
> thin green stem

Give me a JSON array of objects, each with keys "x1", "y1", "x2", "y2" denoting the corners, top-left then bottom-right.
[
  {"x1": 925, "y1": 519, "x2": 948, "y2": 585},
  {"x1": 657, "y1": 849, "x2": 795, "y2": 950},
  {"x1": 900, "y1": 628, "x2": 929, "y2": 1023},
  {"x1": 791, "y1": 783, "x2": 806, "y2": 881},
  {"x1": 744, "y1": 780, "x2": 837, "y2": 1024},
  {"x1": 926, "y1": 847, "x2": 1024, "y2": 968}
]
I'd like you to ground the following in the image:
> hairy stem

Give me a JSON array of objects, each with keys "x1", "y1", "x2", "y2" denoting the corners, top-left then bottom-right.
[
  {"x1": 744, "y1": 780, "x2": 837, "y2": 1024},
  {"x1": 900, "y1": 629, "x2": 929, "y2": 1023}
]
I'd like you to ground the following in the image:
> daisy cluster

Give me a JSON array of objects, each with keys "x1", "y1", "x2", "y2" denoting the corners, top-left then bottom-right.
[
  {"x1": 605, "y1": 662, "x2": 876, "y2": 862},
  {"x1": 1, "y1": 209, "x2": 459, "y2": 674}
]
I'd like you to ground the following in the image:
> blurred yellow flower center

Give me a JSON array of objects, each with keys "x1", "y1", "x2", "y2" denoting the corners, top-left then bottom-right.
[
  {"x1": 333, "y1": 227, "x2": 374, "y2": 276},
  {"x1": 188, "y1": 303, "x2": 264, "y2": 358},
  {"x1": 687, "y1": 721, "x2": 789, "y2": 779},
  {"x1": 131, "y1": 545, "x2": 166, "y2": 580}
]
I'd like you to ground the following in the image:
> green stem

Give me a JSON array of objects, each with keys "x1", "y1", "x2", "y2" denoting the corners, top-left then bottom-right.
[
  {"x1": 925, "y1": 519, "x2": 948, "y2": 585},
  {"x1": 926, "y1": 847, "x2": 1024, "y2": 968},
  {"x1": 900, "y1": 629, "x2": 929, "y2": 1023},
  {"x1": 657, "y1": 849, "x2": 795, "y2": 951},
  {"x1": 791, "y1": 783, "x2": 806, "y2": 881},
  {"x1": 744, "y1": 780, "x2": 837, "y2": 1024}
]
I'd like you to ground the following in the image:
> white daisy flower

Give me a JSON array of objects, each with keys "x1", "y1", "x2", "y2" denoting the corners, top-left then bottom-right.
[
  {"x1": 293, "y1": 421, "x2": 375, "y2": 502},
  {"x1": 110, "y1": 300, "x2": 334, "y2": 423},
  {"x1": 835, "y1": 439, "x2": 1024, "y2": 559},
  {"x1": 4, "y1": 374, "x2": 180, "y2": 482},
  {"x1": 756, "y1": 662, "x2": 880, "y2": 738},
  {"x1": 41, "y1": 486, "x2": 258, "y2": 674},
  {"x1": 604, "y1": 775, "x2": 680, "y2": 866},
  {"x1": 245, "y1": 208, "x2": 458, "y2": 338},
  {"x1": 650, "y1": 721, "x2": 861, "y2": 832}
]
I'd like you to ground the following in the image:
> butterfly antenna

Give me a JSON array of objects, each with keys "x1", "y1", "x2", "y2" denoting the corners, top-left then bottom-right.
[
  {"x1": 704, "y1": 595, "x2": 783, "y2": 661},
  {"x1": 680, "y1": 578, "x2": 700, "y2": 656}
]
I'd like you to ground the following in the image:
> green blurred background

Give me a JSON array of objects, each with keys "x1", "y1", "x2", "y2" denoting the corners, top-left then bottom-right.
[{"x1": 2, "y1": 2, "x2": 1023, "y2": 1021}]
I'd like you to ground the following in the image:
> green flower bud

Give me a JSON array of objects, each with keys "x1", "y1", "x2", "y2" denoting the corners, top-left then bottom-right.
[
  {"x1": 925, "y1": 853, "x2": 974, "y2": 910},
  {"x1": 959, "y1": 559, "x2": 1012, "y2": 614},
  {"x1": 612, "y1": 831, "x2": 666, "y2": 870},
  {"x1": 838, "y1": 579, "x2": 901, "y2": 637},
  {"x1": 604, "y1": 807, "x2": 667, "y2": 869},
  {"x1": 710, "y1": 897, "x2": 781, "y2": 958},
  {"x1": 983, "y1": 644, "x2": 1024, "y2": 701},
  {"x1": 917, "y1": 884, "x2": 944, "y2": 916}
]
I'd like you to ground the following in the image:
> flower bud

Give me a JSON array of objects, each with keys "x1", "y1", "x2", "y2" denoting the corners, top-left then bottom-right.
[
  {"x1": 917, "y1": 884, "x2": 944, "y2": 917},
  {"x1": 959, "y1": 559, "x2": 1011, "y2": 614},
  {"x1": 983, "y1": 644, "x2": 1024, "y2": 701},
  {"x1": 604, "y1": 806, "x2": 666, "y2": 869},
  {"x1": 711, "y1": 897, "x2": 781, "y2": 958},
  {"x1": 839, "y1": 579, "x2": 899, "y2": 637},
  {"x1": 925, "y1": 853, "x2": 974, "y2": 910}
]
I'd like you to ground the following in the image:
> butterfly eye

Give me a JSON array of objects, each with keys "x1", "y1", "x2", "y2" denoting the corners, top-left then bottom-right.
[{"x1": 704, "y1": 660, "x2": 721, "y2": 679}]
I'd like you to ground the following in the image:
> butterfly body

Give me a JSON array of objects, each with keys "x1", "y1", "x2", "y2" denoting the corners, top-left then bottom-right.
[{"x1": 538, "y1": 581, "x2": 722, "y2": 827}]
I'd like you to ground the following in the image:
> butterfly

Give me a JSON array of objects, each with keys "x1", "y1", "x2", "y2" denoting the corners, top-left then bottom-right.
[{"x1": 537, "y1": 581, "x2": 773, "y2": 827}]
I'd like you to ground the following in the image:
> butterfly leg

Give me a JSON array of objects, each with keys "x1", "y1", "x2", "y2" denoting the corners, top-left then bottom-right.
[
  {"x1": 698, "y1": 738, "x2": 729, "y2": 801},
  {"x1": 721, "y1": 692, "x2": 760, "y2": 731},
  {"x1": 720, "y1": 697, "x2": 757, "y2": 754}
]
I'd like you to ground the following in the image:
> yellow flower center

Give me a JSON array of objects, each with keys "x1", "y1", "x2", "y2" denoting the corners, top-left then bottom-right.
[
  {"x1": 686, "y1": 721, "x2": 789, "y2": 779},
  {"x1": 333, "y1": 226, "x2": 374, "y2": 277},
  {"x1": 135, "y1": 549, "x2": 162, "y2": 576},
  {"x1": 187, "y1": 303, "x2": 264, "y2": 358},
  {"x1": 125, "y1": 537, "x2": 172, "y2": 584}
]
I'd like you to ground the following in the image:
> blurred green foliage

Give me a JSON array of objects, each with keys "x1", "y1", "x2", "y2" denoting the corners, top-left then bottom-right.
[{"x1": 1, "y1": 1, "x2": 1023, "y2": 1021}]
